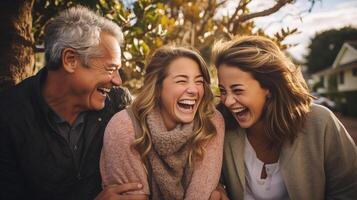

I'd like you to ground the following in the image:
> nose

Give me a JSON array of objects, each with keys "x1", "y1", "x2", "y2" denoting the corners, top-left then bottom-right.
[
  {"x1": 186, "y1": 84, "x2": 199, "y2": 95},
  {"x1": 223, "y1": 93, "x2": 237, "y2": 107},
  {"x1": 111, "y1": 70, "x2": 122, "y2": 86}
]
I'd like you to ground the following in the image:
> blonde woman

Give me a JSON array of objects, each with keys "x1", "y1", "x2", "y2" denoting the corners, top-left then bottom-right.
[
  {"x1": 100, "y1": 46, "x2": 225, "y2": 200},
  {"x1": 213, "y1": 36, "x2": 357, "y2": 199}
]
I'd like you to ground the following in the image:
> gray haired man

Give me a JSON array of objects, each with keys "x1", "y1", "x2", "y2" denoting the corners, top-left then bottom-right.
[{"x1": 0, "y1": 6, "x2": 145, "y2": 200}]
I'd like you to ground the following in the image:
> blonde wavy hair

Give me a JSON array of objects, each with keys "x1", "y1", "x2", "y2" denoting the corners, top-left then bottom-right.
[
  {"x1": 213, "y1": 35, "x2": 313, "y2": 148},
  {"x1": 132, "y1": 45, "x2": 217, "y2": 166}
]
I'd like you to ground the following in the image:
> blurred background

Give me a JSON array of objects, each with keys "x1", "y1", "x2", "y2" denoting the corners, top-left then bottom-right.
[{"x1": 0, "y1": 0, "x2": 356, "y2": 139}]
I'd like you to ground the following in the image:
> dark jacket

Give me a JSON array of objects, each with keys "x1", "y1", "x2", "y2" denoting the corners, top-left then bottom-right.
[{"x1": 0, "y1": 68, "x2": 130, "y2": 200}]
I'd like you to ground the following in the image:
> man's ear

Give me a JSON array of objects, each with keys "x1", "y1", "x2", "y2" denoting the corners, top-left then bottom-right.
[{"x1": 62, "y1": 48, "x2": 79, "y2": 73}]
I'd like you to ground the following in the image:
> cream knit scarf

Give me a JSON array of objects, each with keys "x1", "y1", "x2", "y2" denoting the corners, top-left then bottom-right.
[{"x1": 146, "y1": 109, "x2": 195, "y2": 200}]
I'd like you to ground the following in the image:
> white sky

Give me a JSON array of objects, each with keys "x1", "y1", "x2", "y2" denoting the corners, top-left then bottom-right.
[
  {"x1": 124, "y1": 0, "x2": 357, "y2": 62},
  {"x1": 244, "y1": 0, "x2": 357, "y2": 61}
]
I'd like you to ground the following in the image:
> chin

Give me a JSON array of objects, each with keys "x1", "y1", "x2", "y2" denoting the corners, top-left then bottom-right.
[
  {"x1": 239, "y1": 124, "x2": 250, "y2": 129},
  {"x1": 236, "y1": 120, "x2": 253, "y2": 129},
  {"x1": 182, "y1": 119, "x2": 195, "y2": 124},
  {"x1": 177, "y1": 115, "x2": 195, "y2": 124},
  {"x1": 90, "y1": 102, "x2": 106, "y2": 111}
]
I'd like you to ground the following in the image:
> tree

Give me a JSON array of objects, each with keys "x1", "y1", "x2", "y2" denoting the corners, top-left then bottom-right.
[
  {"x1": 0, "y1": 0, "x2": 317, "y2": 91},
  {"x1": 162, "y1": 0, "x2": 301, "y2": 56},
  {"x1": 306, "y1": 26, "x2": 357, "y2": 74},
  {"x1": 0, "y1": 0, "x2": 35, "y2": 90}
]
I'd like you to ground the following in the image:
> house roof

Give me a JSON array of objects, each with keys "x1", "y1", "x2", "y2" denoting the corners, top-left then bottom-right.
[
  {"x1": 313, "y1": 60, "x2": 357, "y2": 76},
  {"x1": 346, "y1": 41, "x2": 357, "y2": 50},
  {"x1": 332, "y1": 41, "x2": 357, "y2": 69}
]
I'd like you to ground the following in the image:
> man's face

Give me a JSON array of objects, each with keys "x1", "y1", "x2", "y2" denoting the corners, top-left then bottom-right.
[{"x1": 72, "y1": 32, "x2": 122, "y2": 111}]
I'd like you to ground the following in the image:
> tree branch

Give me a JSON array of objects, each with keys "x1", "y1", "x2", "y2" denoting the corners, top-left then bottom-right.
[
  {"x1": 259, "y1": 0, "x2": 317, "y2": 31},
  {"x1": 197, "y1": 0, "x2": 227, "y2": 38},
  {"x1": 227, "y1": 0, "x2": 250, "y2": 26},
  {"x1": 238, "y1": 0, "x2": 293, "y2": 23}
]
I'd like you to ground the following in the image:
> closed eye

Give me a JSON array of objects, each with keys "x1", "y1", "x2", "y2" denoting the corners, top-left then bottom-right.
[
  {"x1": 176, "y1": 80, "x2": 187, "y2": 83},
  {"x1": 233, "y1": 89, "x2": 243, "y2": 94},
  {"x1": 106, "y1": 64, "x2": 121, "y2": 74},
  {"x1": 195, "y1": 80, "x2": 204, "y2": 84},
  {"x1": 107, "y1": 69, "x2": 115, "y2": 74}
]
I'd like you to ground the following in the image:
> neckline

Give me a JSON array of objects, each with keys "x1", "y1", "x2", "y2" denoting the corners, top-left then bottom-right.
[{"x1": 245, "y1": 135, "x2": 279, "y2": 168}]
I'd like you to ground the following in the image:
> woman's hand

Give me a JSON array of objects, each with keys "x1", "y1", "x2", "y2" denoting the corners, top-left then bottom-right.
[
  {"x1": 95, "y1": 183, "x2": 148, "y2": 200},
  {"x1": 209, "y1": 185, "x2": 230, "y2": 200}
]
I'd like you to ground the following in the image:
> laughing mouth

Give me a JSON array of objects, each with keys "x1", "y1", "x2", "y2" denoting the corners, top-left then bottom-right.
[
  {"x1": 231, "y1": 107, "x2": 248, "y2": 116},
  {"x1": 97, "y1": 87, "x2": 111, "y2": 97},
  {"x1": 177, "y1": 99, "x2": 196, "y2": 111}
]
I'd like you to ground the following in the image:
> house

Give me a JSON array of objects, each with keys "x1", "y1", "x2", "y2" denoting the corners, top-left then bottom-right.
[
  {"x1": 311, "y1": 41, "x2": 357, "y2": 116},
  {"x1": 312, "y1": 41, "x2": 357, "y2": 94}
]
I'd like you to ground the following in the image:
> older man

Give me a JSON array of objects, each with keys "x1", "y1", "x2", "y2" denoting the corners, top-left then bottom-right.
[{"x1": 0, "y1": 6, "x2": 144, "y2": 200}]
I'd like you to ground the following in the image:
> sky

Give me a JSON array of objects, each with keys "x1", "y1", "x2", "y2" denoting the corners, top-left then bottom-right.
[
  {"x1": 123, "y1": 0, "x2": 357, "y2": 62},
  {"x1": 245, "y1": 0, "x2": 357, "y2": 61}
]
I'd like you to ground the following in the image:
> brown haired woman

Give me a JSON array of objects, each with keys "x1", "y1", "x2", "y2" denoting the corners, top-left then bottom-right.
[
  {"x1": 213, "y1": 35, "x2": 356, "y2": 199},
  {"x1": 100, "y1": 46, "x2": 225, "y2": 200}
]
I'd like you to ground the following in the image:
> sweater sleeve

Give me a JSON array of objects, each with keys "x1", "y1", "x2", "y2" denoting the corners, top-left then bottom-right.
[
  {"x1": 100, "y1": 110, "x2": 150, "y2": 195},
  {"x1": 184, "y1": 110, "x2": 225, "y2": 200},
  {"x1": 322, "y1": 107, "x2": 357, "y2": 199}
]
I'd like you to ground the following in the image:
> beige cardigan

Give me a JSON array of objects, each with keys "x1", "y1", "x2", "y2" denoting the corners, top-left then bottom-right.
[{"x1": 221, "y1": 104, "x2": 357, "y2": 200}]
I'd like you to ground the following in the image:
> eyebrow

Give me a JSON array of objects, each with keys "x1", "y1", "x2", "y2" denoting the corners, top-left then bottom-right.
[
  {"x1": 173, "y1": 74, "x2": 203, "y2": 79},
  {"x1": 218, "y1": 84, "x2": 244, "y2": 88},
  {"x1": 231, "y1": 84, "x2": 244, "y2": 88}
]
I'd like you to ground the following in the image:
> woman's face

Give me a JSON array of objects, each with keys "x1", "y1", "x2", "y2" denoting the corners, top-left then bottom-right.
[
  {"x1": 159, "y1": 57, "x2": 204, "y2": 130},
  {"x1": 218, "y1": 64, "x2": 269, "y2": 129}
]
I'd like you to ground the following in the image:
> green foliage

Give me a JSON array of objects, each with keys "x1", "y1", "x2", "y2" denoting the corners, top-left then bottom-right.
[
  {"x1": 306, "y1": 26, "x2": 357, "y2": 74},
  {"x1": 33, "y1": 0, "x2": 173, "y2": 91},
  {"x1": 32, "y1": 0, "x2": 302, "y2": 91},
  {"x1": 97, "y1": 0, "x2": 174, "y2": 91},
  {"x1": 33, "y1": 0, "x2": 98, "y2": 44}
]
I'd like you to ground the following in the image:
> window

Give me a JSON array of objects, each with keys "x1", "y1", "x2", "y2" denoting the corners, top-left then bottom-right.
[
  {"x1": 353, "y1": 68, "x2": 357, "y2": 77},
  {"x1": 339, "y1": 71, "x2": 345, "y2": 84}
]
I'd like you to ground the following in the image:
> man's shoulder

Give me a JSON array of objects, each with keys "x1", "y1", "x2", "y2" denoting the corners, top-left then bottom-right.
[{"x1": 0, "y1": 76, "x2": 36, "y2": 115}]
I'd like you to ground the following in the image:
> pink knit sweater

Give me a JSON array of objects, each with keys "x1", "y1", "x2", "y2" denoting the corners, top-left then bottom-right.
[{"x1": 100, "y1": 109, "x2": 225, "y2": 200}]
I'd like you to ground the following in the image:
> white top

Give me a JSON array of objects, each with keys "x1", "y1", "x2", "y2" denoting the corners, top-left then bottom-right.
[{"x1": 244, "y1": 136, "x2": 289, "y2": 200}]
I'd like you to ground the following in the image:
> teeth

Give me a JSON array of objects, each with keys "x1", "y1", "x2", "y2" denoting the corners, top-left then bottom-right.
[
  {"x1": 98, "y1": 87, "x2": 110, "y2": 93},
  {"x1": 102, "y1": 88, "x2": 110, "y2": 93},
  {"x1": 231, "y1": 107, "x2": 246, "y2": 113},
  {"x1": 178, "y1": 99, "x2": 196, "y2": 105},
  {"x1": 97, "y1": 87, "x2": 111, "y2": 97}
]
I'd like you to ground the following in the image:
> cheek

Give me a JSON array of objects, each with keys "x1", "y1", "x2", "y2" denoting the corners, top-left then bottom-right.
[
  {"x1": 198, "y1": 85, "x2": 204, "y2": 99},
  {"x1": 172, "y1": 85, "x2": 188, "y2": 97},
  {"x1": 160, "y1": 92, "x2": 175, "y2": 109},
  {"x1": 242, "y1": 91, "x2": 260, "y2": 104},
  {"x1": 75, "y1": 79, "x2": 95, "y2": 93},
  {"x1": 100, "y1": 74, "x2": 113, "y2": 83},
  {"x1": 251, "y1": 96, "x2": 267, "y2": 113}
]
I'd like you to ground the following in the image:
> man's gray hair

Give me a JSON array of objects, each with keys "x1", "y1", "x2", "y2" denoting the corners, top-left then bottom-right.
[{"x1": 44, "y1": 5, "x2": 124, "y2": 70}]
